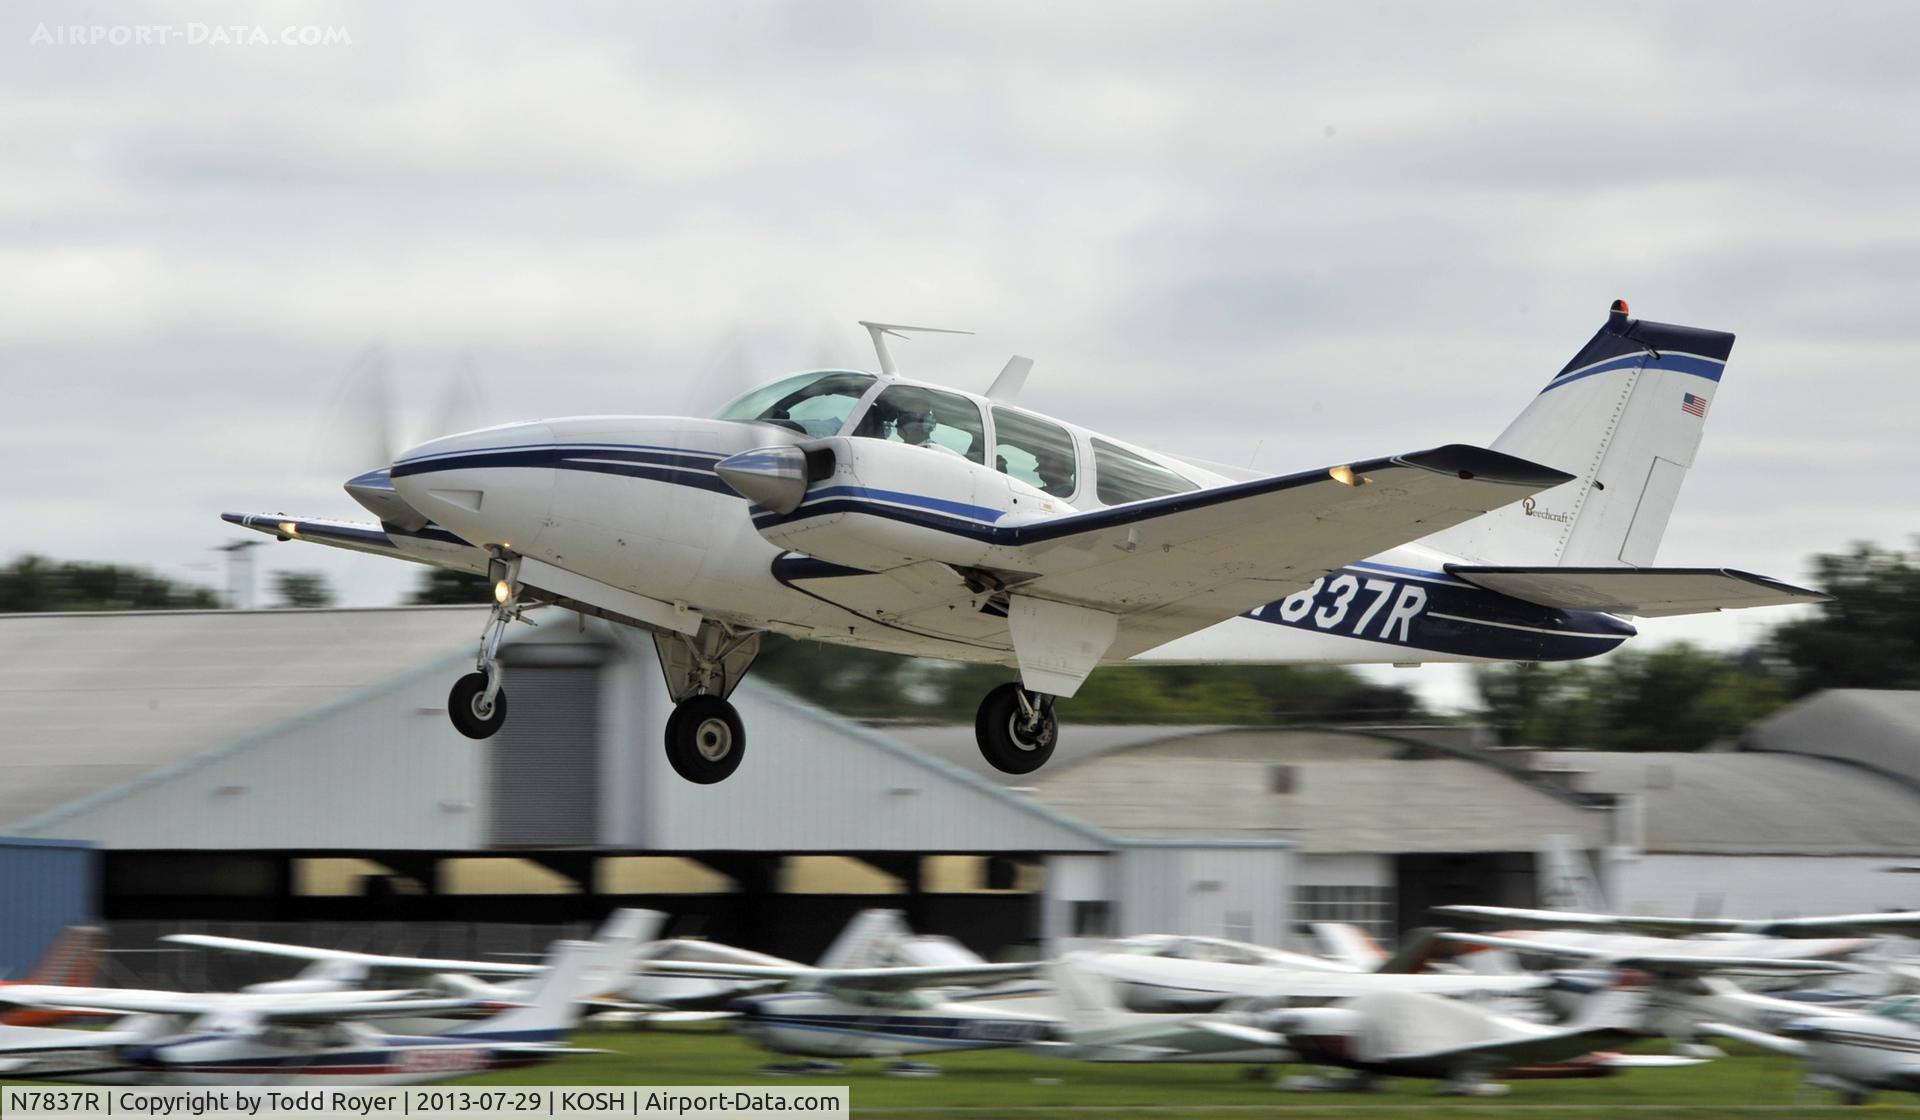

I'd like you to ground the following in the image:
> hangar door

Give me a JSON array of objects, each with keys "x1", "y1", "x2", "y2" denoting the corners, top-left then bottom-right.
[{"x1": 488, "y1": 666, "x2": 601, "y2": 846}]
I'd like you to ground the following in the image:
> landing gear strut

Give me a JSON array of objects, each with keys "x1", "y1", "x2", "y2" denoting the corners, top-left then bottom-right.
[
  {"x1": 656, "y1": 624, "x2": 763, "y2": 785},
  {"x1": 448, "y1": 568, "x2": 522, "y2": 740},
  {"x1": 975, "y1": 682, "x2": 1058, "y2": 774}
]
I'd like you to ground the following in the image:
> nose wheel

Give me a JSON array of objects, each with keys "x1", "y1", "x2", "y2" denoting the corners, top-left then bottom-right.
[
  {"x1": 448, "y1": 570, "x2": 522, "y2": 741},
  {"x1": 448, "y1": 671, "x2": 508, "y2": 739},
  {"x1": 666, "y1": 695, "x2": 745, "y2": 785},
  {"x1": 975, "y1": 682, "x2": 1058, "y2": 774}
]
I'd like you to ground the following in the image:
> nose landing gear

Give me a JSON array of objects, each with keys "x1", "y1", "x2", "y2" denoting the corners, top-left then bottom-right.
[
  {"x1": 448, "y1": 582, "x2": 523, "y2": 740},
  {"x1": 975, "y1": 682, "x2": 1058, "y2": 774}
]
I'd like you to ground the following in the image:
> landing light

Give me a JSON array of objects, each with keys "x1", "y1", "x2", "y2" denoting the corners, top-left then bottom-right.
[
  {"x1": 277, "y1": 521, "x2": 299, "y2": 538},
  {"x1": 1329, "y1": 465, "x2": 1366, "y2": 487},
  {"x1": 494, "y1": 579, "x2": 512, "y2": 604}
]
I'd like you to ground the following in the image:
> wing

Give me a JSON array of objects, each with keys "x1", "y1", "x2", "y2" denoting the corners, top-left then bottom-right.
[
  {"x1": 1445, "y1": 566, "x2": 1828, "y2": 618},
  {"x1": 221, "y1": 513, "x2": 489, "y2": 571},
  {"x1": 1696, "y1": 1021, "x2": 1809, "y2": 1058},
  {"x1": 993, "y1": 444, "x2": 1571, "y2": 658},
  {"x1": 0, "y1": 985, "x2": 459, "y2": 1020},
  {"x1": 1437, "y1": 933, "x2": 1862, "y2": 976},
  {"x1": 1434, "y1": 904, "x2": 1741, "y2": 935},
  {"x1": 637, "y1": 958, "x2": 1039, "y2": 993},
  {"x1": 162, "y1": 933, "x2": 546, "y2": 977},
  {"x1": 1746, "y1": 912, "x2": 1920, "y2": 938},
  {"x1": 0, "y1": 1025, "x2": 147, "y2": 1056}
]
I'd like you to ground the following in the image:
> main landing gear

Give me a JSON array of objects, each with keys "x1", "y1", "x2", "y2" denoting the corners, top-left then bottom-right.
[
  {"x1": 975, "y1": 682, "x2": 1058, "y2": 774},
  {"x1": 656, "y1": 624, "x2": 762, "y2": 785}
]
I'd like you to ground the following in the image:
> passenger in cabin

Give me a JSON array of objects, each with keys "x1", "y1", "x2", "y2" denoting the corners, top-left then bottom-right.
[{"x1": 1034, "y1": 450, "x2": 1075, "y2": 498}]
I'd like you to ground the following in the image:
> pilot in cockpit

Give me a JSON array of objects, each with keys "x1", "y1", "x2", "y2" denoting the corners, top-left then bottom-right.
[{"x1": 894, "y1": 399, "x2": 937, "y2": 447}]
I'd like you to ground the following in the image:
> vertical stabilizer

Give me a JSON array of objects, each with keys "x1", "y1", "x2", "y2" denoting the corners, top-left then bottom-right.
[
  {"x1": 1046, "y1": 954, "x2": 1137, "y2": 1035},
  {"x1": 451, "y1": 939, "x2": 606, "y2": 1040},
  {"x1": 816, "y1": 910, "x2": 912, "y2": 969},
  {"x1": 21, "y1": 926, "x2": 103, "y2": 986},
  {"x1": 1537, "y1": 834, "x2": 1609, "y2": 912},
  {"x1": 1427, "y1": 301, "x2": 1735, "y2": 567}
]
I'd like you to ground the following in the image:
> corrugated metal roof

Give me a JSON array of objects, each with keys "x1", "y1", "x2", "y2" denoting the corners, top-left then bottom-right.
[
  {"x1": 0, "y1": 607, "x2": 489, "y2": 829},
  {"x1": 891, "y1": 726, "x2": 1610, "y2": 853},
  {"x1": 1546, "y1": 750, "x2": 1920, "y2": 856}
]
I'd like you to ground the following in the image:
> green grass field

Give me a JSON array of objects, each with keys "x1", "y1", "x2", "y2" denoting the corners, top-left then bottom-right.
[{"x1": 457, "y1": 1026, "x2": 1920, "y2": 1118}]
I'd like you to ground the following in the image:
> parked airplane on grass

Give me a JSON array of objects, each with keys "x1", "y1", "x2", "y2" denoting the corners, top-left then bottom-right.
[
  {"x1": 631, "y1": 950, "x2": 1053, "y2": 1060},
  {"x1": 0, "y1": 939, "x2": 613, "y2": 1084},
  {"x1": 1071, "y1": 938, "x2": 1549, "y2": 1013},
  {"x1": 227, "y1": 303, "x2": 1823, "y2": 782},
  {"x1": 1702, "y1": 996, "x2": 1920, "y2": 1104},
  {"x1": 1047, "y1": 955, "x2": 1693, "y2": 1095}
]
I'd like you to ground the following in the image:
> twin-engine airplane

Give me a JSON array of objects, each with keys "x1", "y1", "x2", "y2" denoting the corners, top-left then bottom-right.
[{"x1": 226, "y1": 302, "x2": 1824, "y2": 783}]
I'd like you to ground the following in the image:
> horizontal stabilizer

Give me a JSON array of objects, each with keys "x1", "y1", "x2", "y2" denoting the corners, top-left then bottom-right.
[{"x1": 1445, "y1": 566, "x2": 1829, "y2": 618}]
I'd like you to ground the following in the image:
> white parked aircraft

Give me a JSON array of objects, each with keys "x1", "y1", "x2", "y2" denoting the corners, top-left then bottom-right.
[
  {"x1": 1069, "y1": 938, "x2": 1550, "y2": 1013},
  {"x1": 1703, "y1": 996, "x2": 1920, "y2": 1104},
  {"x1": 1048, "y1": 954, "x2": 1691, "y2": 1094},
  {"x1": 0, "y1": 939, "x2": 612, "y2": 1085},
  {"x1": 227, "y1": 303, "x2": 1823, "y2": 782}
]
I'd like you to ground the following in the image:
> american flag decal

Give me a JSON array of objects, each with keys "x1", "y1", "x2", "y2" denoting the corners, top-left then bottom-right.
[{"x1": 1681, "y1": 391, "x2": 1708, "y2": 418}]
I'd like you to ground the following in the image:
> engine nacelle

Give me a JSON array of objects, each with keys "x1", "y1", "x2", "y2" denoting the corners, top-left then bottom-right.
[{"x1": 719, "y1": 437, "x2": 1066, "y2": 571}]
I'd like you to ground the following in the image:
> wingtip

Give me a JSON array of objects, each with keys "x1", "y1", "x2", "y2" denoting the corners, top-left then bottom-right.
[{"x1": 1398, "y1": 445, "x2": 1577, "y2": 489}]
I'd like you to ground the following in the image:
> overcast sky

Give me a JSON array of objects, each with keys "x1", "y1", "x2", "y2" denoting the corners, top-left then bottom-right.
[{"x1": 5, "y1": 1, "x2": 1916, "y2": 709}]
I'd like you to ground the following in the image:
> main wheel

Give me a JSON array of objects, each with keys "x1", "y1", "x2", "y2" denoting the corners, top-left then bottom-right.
[
  {"x1": 666, "y1": 695, "x2": 746, "y2": 784},
  {"x1": 448, "y1": 672, "x2": 507, "y2": 739},
  {"x1": 975, "y1": 682, "x2": 1057, "y2": 775}
]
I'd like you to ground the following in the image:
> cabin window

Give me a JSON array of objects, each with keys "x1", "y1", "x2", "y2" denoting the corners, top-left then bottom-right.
[
  {"x1": 1091, "y1": 438, "x2": 1199, "y2": 505},
  {"x1": 992, "y1": 407, "x2": 1078, "y2": 499},
  {"x1": 714, "y1": 371, "x2": 877, "y2": 438},
  {"x1": 852, "y1": 385, "x2": 987, "y2": 464}
]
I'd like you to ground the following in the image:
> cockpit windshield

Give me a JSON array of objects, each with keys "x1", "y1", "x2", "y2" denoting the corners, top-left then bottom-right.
[{"x1": 714, "y1": 371, "x2": 877, "y2": 437}]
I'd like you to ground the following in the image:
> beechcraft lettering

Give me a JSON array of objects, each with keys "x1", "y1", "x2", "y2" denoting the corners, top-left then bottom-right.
[{"x1": 228, "y1": 302, "x2": 1827, "y2": 783}]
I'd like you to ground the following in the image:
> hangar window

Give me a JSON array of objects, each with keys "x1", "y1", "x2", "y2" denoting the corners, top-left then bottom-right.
[
  {"x1": 992, "y1": 407, "x2": 1079, "y2": 499},
  {"x1": 852, "y1": 384, "x2": 987, "y2": 464},
  {"x1": 1091, "y1": 438, "x2": 1199, "y2": 505},
  {"x1": 1071, "y1": 901, "x2": 1112, "y2": 936},
  {"x1": 1293, "y1": 884, "x2": 1396, "y2": 944},
  {"x1": 715, "y1": 370, "x2": 877, "y2": 438}
]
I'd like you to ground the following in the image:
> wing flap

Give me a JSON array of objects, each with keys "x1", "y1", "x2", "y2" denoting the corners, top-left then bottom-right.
[{"x1": 1445, "y1": 566, "x2": 1829, "y2": 618}]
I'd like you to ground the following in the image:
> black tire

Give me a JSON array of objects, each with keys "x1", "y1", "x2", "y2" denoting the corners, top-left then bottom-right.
[
  {"x1": 666, "y1": 695, "x2": 746, "y2": 784},
  {"x1": 975, "y1": 682, "x2": 1057, "y2": 775},
  {"x1": 448, "y1": 672, "x2": 507, "y2": 739}
]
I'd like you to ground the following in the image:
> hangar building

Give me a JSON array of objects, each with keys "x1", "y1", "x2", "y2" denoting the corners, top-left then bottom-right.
[{"x1": 0, "y1": 606, "x2": 1289, "y2": 969}]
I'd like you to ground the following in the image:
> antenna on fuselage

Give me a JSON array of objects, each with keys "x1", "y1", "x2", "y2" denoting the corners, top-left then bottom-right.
[
  {"x1": 858, "y1": 321, "x2": 972, "y2": 378},
  {"x1": 986, "y1": 356, "x2": 1033, "y2": 403}
]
